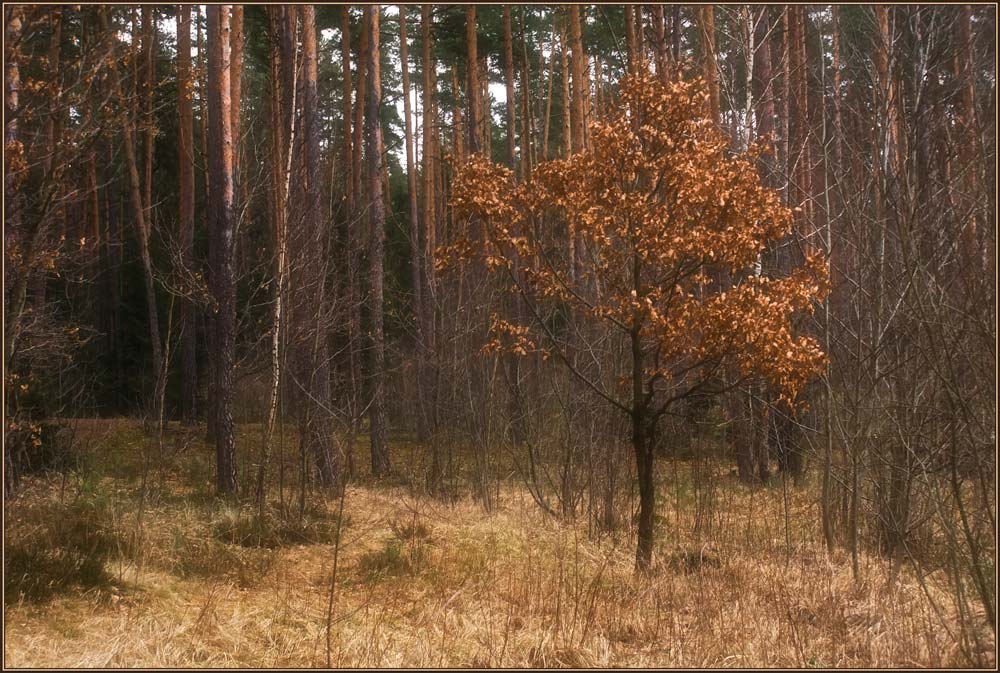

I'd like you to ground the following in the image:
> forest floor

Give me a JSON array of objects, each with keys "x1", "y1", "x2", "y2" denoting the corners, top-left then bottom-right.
[{"x1": 4, "y1": 418, "x2": 994, "y2": 667}]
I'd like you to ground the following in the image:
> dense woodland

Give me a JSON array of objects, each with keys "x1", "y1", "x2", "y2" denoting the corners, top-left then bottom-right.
[{"x1": 3, "y1": 4, "x2": 996, "y2": 667}]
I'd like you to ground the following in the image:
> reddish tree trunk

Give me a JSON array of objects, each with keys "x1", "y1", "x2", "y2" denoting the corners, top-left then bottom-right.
[
  {"x1": 365, "y1": 5, "x2": 390, "y2": 478},
  {"x1": 177, "y1": 4, "x2": 197, "y2": 423},
  {"x1": 206, "y1": 4, "x2": 237, "y2": 495},
  {"x1": 503, "y1": 6, "x2": 516, "y2": 170}
]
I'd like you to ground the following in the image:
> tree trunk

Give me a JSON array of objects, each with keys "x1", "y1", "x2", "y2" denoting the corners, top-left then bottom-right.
[
  {"x1": 519, "y1": 8, "x2": 532, "y2": 181},
  {"x1": 341, "y1": 7, "x2": 354, "y2": 210},
  {"x1": 560, "y1": 19, "x2": 571, "y2": 159},
  {"x1": 541, "y1": 22, "x2": 557, "y2": 161},
  {"x1": 365, "y1": 5, "x2": 390, "y2": 479},
  {"x1": 352, "y1": 13, "x2": 368, "y2": 213},
  {"x1": 177, "y1": 4, "x2": 197, "y2": 424},
  {"x1": 297, "y1": 4, "x2": 338, "y2": 488},
  {"x1": 569, "y1": 5, "x2": 587, "y2": 155},
  {"x1": 4, "y1": 6, "x2": 24, "y2": 493},
  {"x1": 624, "y1": 5, "x2": 637, "y2": 76},
  {"x1": 503, "y1": 6, "x2": 516, "y2": 171},
  {"x1": 338, "y1": 8, "x2": 360, "y2": 470},
  {"x1": 200, "y1": 4, "x2": 217, "y2": 442},
  {"x1": 230, "y1": 6, "x2": 243, "y2": 192},
  {"x1": 466, "y1": 7, "x2": 481, "y2": 156},
  {"x1": 206, "y1": 4, "x2": 237, "y2": 496},
  {"x1": 400, "y1": 8, "x2": 426, "y2": 442},
  {"x1": 99, "y1": 7, "x2": 163, "y2": 428},
  {"x1": 632, "y1": 327, "x2": 654, "y2": 572},
  {"x1": 701, "y1": 5, "x2": 720, "y2": 126},
  {"x1": 258, "y1": 5, "x2": 293, "y2": 509},
  {"x1": 451, "y1": 66, "x2": 464, "y2": 163},
  {"x1": 421, "y1": 5, "x2": 440, "y2": 477},
  {"x1": 671, "y1": 6, "x2": 681, "y2": 64},
  {"x1": 653, "y1": 5, "x2": 668, "y2": 83},
  {"x1": 142, "y1": 8, "x2": 154, "y2": 218},
  {"x1": 350, "y1": 11, "x2": 368, "y2": 449}
]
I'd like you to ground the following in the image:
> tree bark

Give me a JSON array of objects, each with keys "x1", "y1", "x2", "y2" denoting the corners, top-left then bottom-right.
[
  {"x1": 352, "y1": 13, "x2": 368, "y2": 213},
  {"x1": 503, "y1": 6, "x2": 516, "y2": 171},
  {"x1": 451, "y1": 66, "x2": 464, "y2": 164},
  {"x1": 653, "y1": 5, "x2": 668, "y2": 83},
  {"x1": 230, "y1": 6, "x2": 243, "y2": 188},
  {"x1": 206, "y1": 4, "x2": 237, "y2": 496},
  {"x1": 624, "y1": 5, "x2": 637, "y2": 76},
  {"x1": 560, "y1": 18, "x2": 571, "y2": 159},
  {"x1": 701, "y1": 5, "x2": 720, "y2": 126},
  {"x1": 632, "y1": 325, "x2": 654, "y2": 572},
  {"x1": 671, "y1": 6, "x2": 681, "y2": 64},
  {"x1": 365, "y1": 5, "x2": 390, "y2": 479},
  {"x1": 99, "y1": 8, "x2": 163, "y2": 428},
  {"x1": 200, "y1": 4, "x2": 218, "y2": 442},
  {"x1": 569, "y1": 5, "x2": 587, "y2": 154},
  {"x1": 519, "y1": 8, "x2": 532, "y2": 181},
  {"x1": 337, "y1": 8, "x2": 360, "y2": 467},
  {"x1": 4, "y1": 6, "x2": 23, "y2": 493},
  {"x1": 177, "y1": 4, "x2": 197, "y2": 424},
  {"x1": 399, "y1": 7, "x2": 426, "y2": 442},
  {"x1": 420, "y1": 4, "x2": 440, "y2": 472},
  {"x1": 466, "y1": 6, "x2": 481, "y2": 156},
  {"x1": 541, "y1": 22, "x2": 557, "y2": 161},
  {"x1": 142, "y1": 8, "x2": 154, "y2": 218},
  {"x1": 341, "y1": 7, "x2": 354, "y2": 210},
  {"x1": 297, "y1": 4, "x2": 338, "y2": 488}
]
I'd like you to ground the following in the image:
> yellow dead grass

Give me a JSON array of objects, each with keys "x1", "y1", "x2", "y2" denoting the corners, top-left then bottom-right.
[{"x1": 3, "y1": 421, "x2": 994, "y2": 668}]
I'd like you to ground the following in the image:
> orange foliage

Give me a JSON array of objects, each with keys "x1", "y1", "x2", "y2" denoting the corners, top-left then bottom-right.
[{"x1": 447, "y1": 71, "x2": 828, "y2": 406}]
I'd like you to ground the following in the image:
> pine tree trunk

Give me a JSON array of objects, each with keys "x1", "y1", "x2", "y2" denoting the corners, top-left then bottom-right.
[
  {"x1": 230, "y1": 6, "x2": 243, "y2": 201},
  {"x1": 541, "y1": 21, "x2": 556, "y2": 161},
  {"x1": 352, "y1": 15, "x2": 367, "y2": 208},
  {"x1": 365, "y1": 5, "x2": 390, "y2": 479},
  {"x1": 560, "y1": 19, "x2": 571, "y2": 159},
  {"x1": 451, "y1": 67, "x2": 464, "y2": 163},
  {"x1": 142, "y1": 8, "x2": 154, "y2": 219},
  {"x1": 99, "y1": 7, "x2": 163, "y2": 429},
  {"x1": 421, "y1": 5, "x2": 440, "y2": 479},
  {"x1": 519, "y1": 8, "x2": 532, "y2": 181},
  {"x1": 297, "y1": 4, "x2": 338, "y2": 488},
  {"x1": 671, "y1": 6, "x2": 681, "y2": 64},
  {"x1": 503, "y1": 6, "x2": 516, "y2": 170},
  {"x1": 206, "y1": 4, "x2": 237, "y2": 496},
  {"x1": 350, "y1": 13, "x2": 368, "y2": 448},
  {"x1": 654, "y1": 5, "x2": 668, "y2": 83},
  {"x1": 701, "y1": 5, "x2": 720, "y2": 126},
  {"x1": 338, "y1": 8, "x2": 360, "y2": 470},
  {"x1": 200, "y1": 4, "x2": 217, "y2": 443},
  {"x1": 625, "y1": 5, "x2": 636, "y2": 76},
  {"x1": 400, "y1": 8, "x2": 426, "y2": 442},
  {"x1": 569, "y1": 5, "x2": 586, "y2": 153},
  {"x1": 466, "y1": 7, "x2": 481, "y2": 156},
  {"x1": 4, "y1": 6, "x2": 24, "y2": 493},
  {"x1": 177, "y1": 4, "x2": 197, "y2": 424}
]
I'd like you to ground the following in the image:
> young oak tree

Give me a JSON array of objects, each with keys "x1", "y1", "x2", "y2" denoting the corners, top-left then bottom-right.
[{"x1": 449, "y1": 71, "x2": 829, "y2": 571}]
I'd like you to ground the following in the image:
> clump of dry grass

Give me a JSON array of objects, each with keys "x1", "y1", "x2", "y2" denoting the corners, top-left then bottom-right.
[
  {"x1": 5, "y1": 486, "x2": 131, "y2": 604},
  {"x1": 211, "y1": 504, "x2": 347, "y2": 549},
  {"x1": 3, "y1": 419, "x2": 994, "y2": 668}
]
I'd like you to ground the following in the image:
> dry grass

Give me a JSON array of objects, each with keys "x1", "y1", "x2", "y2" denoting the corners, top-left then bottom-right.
[{"x1": 3, "y1": 419, "x2": 994, "y2": 668}]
